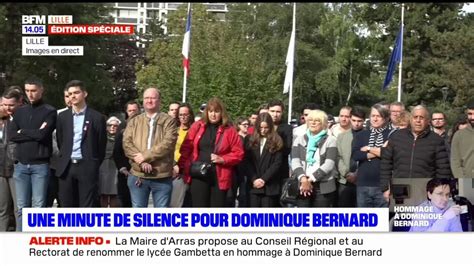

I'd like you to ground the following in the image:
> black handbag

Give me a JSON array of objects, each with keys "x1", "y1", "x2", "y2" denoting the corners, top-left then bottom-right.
[
  {"x1": 280, "y1": 176, "x2": 300, "y2": 205},
  {"x1": 190, "y1": 161, "x2": 214, "y2": 179},
  {"x1": 189, "y1": 127, "x2": 223, "y2": 179}
]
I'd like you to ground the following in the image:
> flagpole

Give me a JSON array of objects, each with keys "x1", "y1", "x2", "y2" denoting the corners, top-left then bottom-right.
[
  {"x1": 397, "y1": 3, "x2": 404, "y2": 102},
  {"x1": 183, "y1": 68, "x2": 187, "y2": 103},
  {"x1": 288, "y1": 3, "x2": 296, "y2": 125},
  {"x1": 182, "y1": 3, "x2": 191, "y2": 103}
]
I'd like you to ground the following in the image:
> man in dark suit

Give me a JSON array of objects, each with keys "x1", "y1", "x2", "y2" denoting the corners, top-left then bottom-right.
[
  {"x1": 56, "y1": 80, "x2": 107, "y2": 207},
  {"x1": 267, "y1": 99, "x2": 293, "y2": 206}
]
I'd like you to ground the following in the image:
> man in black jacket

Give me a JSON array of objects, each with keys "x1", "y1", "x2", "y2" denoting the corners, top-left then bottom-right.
[
  {"x1": 9, "y1": 77, "x2": 57, "y2": 231},
  {"x1": 56, "y1": 80, "x2": 107, "y2": 207},
  {"x1": 0, "y1": 88, "x2": 22, "y2": 231},
  {"x1": 268, "y1": 99, "x2": 293, "y2": 206},
  {"x1": 113, "y1": 100, "x2": 141, "y2": 207},
  {"x1": 381, "y1": 105, "x2": 452, "y2": 202}
]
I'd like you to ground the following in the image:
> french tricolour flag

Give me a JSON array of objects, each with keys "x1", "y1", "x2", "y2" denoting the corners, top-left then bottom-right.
[{"x1": 182, "y1": 5, "x2": 191, "y2": 76}]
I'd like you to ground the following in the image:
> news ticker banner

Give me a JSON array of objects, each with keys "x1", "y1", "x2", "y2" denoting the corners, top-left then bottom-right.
[
  {"x1": 22, "y1": 15, "x2": 134, "y2": 56},
  {"x1": 0, "y1": 232, "x2": 473, "y2": 266},
  {"x1": 23, "y1": 208, "x2": 389, "y2": 232}
]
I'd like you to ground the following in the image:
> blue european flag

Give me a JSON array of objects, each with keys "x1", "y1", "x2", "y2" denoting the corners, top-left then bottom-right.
[{"x1": 382, "y1": 25, "x2": 403, "y2": 91}]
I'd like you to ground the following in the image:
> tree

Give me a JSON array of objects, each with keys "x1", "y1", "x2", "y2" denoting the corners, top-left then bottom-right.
[
  {"x1": 355, "y1": 3, "x2": 473, "y2": 114},
  {"x1": 137, "y1": 4, "x2": 282, "y2": 118},
  {"x1": 0, "y1": 3, "x2": 145, "y2": 115},
  {"x1": 137, "y1": 3, "x2": 473, "y2": 120}
]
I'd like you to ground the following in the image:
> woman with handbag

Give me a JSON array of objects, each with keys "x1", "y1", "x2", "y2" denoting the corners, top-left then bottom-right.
[
  {"x1": 291, "y1": 110, "x2": 338, "y2": 207},
  {"x1": 178, "y1": 97, "x2": 244, "y2": 207},
  {"x1": 244, "y1": 113, "x2": 283, "y2": 207}
]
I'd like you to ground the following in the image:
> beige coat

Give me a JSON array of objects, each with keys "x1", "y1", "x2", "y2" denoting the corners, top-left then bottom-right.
[{"x1": 123, "y1": 112, "x2": 177, "y2": 179}]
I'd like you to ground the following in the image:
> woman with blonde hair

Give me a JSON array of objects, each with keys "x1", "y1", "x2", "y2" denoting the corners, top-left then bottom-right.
[
  {"x1": 178, "y1": 97, "x2": 244, "y2": 207},
  {"x1": 291, "y1": 110, "x2": 338, "y2": 207},
  {"x1": 395, "y1": 110, "x2": 411, "y2": 129}
]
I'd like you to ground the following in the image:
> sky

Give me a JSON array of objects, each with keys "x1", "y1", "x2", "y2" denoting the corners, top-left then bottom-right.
[{"x1": 462, "y1": 2, "x2": 474, "y2": 13}]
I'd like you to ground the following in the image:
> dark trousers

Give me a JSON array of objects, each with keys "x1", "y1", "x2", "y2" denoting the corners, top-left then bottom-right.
[
  {"x1": 46, "y1": 169, "x2": 60, "y2": 207},
  {"x1": 117, "y1": 173, "x2": 131, "y2": 207},
  {"x1": 337, "y1": 182, "x2": 357, "y2": 207},
  {"x1": 182, "y1": 190, "x2": 192, "y2": 207},
  {"x1": 190, "y1": 171, "x2": 227, "y2": 207},
  {"x1": 225, "y1": 173, "x2": 249, "y2": 207},
  {"x1": 356, "y1": 186, "x2": 388, "y2": 208},
  {"x1": 58, "y1": 160, "x2": 99, "y2": 207},
  {"x1": 250, "y1": 194, "x2": 278, "y2": 207},
  {"x1": 297, "y1": 186, "x2": 337, "y2": 208}
]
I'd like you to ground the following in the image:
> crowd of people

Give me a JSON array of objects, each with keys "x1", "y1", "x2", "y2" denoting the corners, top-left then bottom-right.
[{"x1": 0, "y1": 77, "x2": 473, "y2": 232}]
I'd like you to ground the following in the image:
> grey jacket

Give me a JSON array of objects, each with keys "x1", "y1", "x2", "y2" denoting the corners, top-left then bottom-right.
[
  {"x1": 451, "y1": 124, "x2": 474, "y2": 178},
  {"x1": 291, "y1": 133, "x2": 337, "y2": 194}
]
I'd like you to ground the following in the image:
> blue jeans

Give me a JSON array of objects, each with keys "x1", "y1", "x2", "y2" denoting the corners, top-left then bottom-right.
[
  {"x1": 127, "y1": 175, "x2": 172, "y2": 207},
  {"x1": 356, "y1": 186, "x2": 388, "y2": 208},
  {"x1": 13, "y1": 163, "x2": 49, "y2": 231}
]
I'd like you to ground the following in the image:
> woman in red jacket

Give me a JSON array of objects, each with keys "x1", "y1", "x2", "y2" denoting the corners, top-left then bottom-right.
[{"x1": 178, "y1": 97, "x2": 244, "y2": 207}]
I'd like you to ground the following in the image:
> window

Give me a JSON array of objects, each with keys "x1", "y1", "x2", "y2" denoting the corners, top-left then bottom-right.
[
  {"x1": 117, "y1": 17, "x2": 137, "y2": 24},
  {"x1": 117, "y1": 3, "x2": 138, "y2": 8}
]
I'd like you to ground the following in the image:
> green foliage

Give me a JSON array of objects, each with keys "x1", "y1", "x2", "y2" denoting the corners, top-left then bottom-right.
[
  {"x1": 356, "y1": 3, "x2": 473, "y2": 112},
  {"x1": 137, "y1": 4, "x2": 283, "y2": 119},
  {"x1": 1, "y1": 3, "x2": 471, "y2": 121},
  {"x1": 0, "y1": 3, "x2": 141, "y2": 115}
]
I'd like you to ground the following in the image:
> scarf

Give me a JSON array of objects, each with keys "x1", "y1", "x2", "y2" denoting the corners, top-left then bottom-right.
[
  {"x1": 368, "y1": 126, "x2": 386, "y2": 148},
  {"x1": 107, "y1": 133, "x2": 116, "y2": 142},
  {"x1": 306, "y1": 129, "x2": 327, "y2": 166}
]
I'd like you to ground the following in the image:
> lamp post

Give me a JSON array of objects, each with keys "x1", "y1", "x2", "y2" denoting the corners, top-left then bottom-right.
[
  {"x1": 441, "y1": 86, "x2": 449, "y2": 107},
  {"x1": 0, "y1": 72, "x2": 6, "y2": 92},
  {"x1": 441, "y1": 87, "x2": 449, "y2": 102}
]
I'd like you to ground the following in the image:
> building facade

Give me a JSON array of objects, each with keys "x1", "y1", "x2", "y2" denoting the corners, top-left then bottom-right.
[{"x1": 109, "y1": 2, "x2": 228, "y2": 47}]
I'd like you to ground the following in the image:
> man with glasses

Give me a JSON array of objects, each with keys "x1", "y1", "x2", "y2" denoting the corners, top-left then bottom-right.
[
  {"x1": 431, "y1": 112, "x2": 450, "y2": 155},
  {"x1": 408, "y1": 178, "x2": 462, "y2": 232},
  {"x1": 389, "y1": 102, "x2": 405, "y2": 130}
]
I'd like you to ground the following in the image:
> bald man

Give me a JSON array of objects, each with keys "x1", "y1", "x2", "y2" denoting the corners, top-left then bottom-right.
[
  {"x1": 381, "y1": 105, "x2": 452, "y2": 200},
  {"x1": 123, "y1": 88, "x2": 177, "y2": 207}
]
